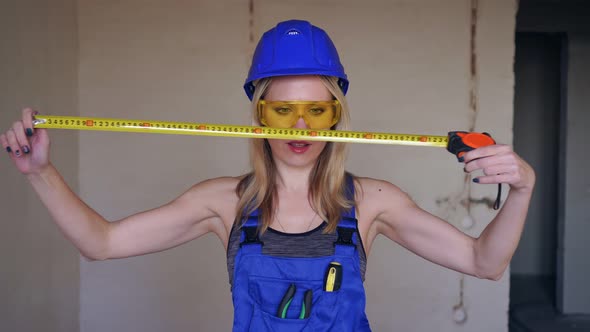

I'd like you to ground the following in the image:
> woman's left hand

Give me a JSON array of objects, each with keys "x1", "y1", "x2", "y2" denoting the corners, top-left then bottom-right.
[{"x1": 462, "y1": 144, "x2": 535, "y2": 194}]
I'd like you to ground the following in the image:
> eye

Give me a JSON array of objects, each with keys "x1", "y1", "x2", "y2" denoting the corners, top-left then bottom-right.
[
  {"x1": 273, "y1": 107, "x2": 292, "y2": 115},
  {"x1": 308, "y1": 108, "x2": 326, "y2": 115}
]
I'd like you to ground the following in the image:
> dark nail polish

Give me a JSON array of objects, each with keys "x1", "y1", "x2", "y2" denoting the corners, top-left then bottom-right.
[
  {"x1": 473, "y1": 178, "x2": 479, "y2": 183},
  {"x1": 5, "y1": 147, "x2": 11, "y2": 153},
  {"x1": 26, "y1": 128, "x2": 33, "y2": 136},
  {"x1": 458, "y1": 156, "x2": 465, "y2": 162},
  {"x1": 15, "y1": 150, "x2": 21, "y2": 156},
  {"x1": 22, "y1": 146, "x2": 30, "y2": 154}
]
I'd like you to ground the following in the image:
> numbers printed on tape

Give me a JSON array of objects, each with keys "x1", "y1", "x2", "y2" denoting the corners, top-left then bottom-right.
[{"x1": 32, "y1": 115, "x2": 448, "y2": 147}]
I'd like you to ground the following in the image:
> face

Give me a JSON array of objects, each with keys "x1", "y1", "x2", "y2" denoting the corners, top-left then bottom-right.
[{"x1": 262, "y1": 75, "x2": 334, "y2": 169}]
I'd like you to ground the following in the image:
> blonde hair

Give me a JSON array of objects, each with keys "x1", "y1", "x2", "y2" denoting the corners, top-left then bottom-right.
[{"x1": 235, "y1": 76, "x2": 355, "y2": 234}]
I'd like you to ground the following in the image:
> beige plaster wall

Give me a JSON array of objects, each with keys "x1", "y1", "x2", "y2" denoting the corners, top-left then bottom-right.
[{"x1": 0, "y1": 0, "x2": 79, "y2": 331}]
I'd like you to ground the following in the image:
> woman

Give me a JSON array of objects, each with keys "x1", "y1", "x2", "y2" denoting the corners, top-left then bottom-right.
[{"x1": 1, "y1": 20, "x2": 535, "y2": 331}]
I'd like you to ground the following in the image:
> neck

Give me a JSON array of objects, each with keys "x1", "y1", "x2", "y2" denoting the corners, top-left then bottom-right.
[{"x1": 274, "y1": 163, "x2": 314, "y2": 193}]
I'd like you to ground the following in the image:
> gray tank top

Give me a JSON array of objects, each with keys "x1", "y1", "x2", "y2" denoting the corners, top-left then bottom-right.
[{"x1": 226, "y1": 221, "x2": 367, "y2": 286}]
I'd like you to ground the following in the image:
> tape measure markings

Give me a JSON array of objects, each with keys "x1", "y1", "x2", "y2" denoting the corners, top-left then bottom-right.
[{"x1": 32, "y1": 115, "x2": 448, "y2": 147}]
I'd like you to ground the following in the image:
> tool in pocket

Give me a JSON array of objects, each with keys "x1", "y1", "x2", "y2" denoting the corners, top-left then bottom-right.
[
  {"x1": 277, "y1": 284, "x2": 313, "y2": 319},
  {"x1": 324, "y1": 262, "x2": 343, "y2": 292}
]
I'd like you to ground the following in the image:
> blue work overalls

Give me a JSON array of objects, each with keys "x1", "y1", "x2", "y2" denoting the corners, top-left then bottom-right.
[{"x1": 231, "y1": 180, "x2": 372, "y2": 331}]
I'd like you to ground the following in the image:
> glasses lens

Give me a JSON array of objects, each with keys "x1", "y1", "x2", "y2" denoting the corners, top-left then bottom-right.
[{"x1": 258, "y1": 101, "x2": 340, "y2": 129}]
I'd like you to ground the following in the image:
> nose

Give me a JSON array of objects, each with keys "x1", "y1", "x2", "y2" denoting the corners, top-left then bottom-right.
[
  {"x1": 293, "y1": 116, "x2": 308, "y2": 129},
  {"x1": 293, "y1": 108, "x2": 309, "y2": 128}
]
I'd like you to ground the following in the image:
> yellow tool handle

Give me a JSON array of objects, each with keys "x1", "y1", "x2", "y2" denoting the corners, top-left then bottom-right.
[
  {"x1": 325, "y1": 267, "x2": 337, "y2": 292},
  {"x1": 32, "y1": 115, "x2": 448, "y2": 147}
]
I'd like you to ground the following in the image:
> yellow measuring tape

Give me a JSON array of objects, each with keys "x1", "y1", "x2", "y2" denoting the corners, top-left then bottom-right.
[{"x1": 32, "y1": 115, "x2": 449, "y2": 147}]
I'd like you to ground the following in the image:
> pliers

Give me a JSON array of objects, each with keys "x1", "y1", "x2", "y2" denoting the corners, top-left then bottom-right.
[{"x1": 276, "y1": 284, "x2": 313, "y2": 319}]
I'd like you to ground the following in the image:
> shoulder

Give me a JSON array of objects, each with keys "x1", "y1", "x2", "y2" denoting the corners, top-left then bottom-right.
[
  {"x1": 353, "y1": 176, "x2": 411, "y2": 202},
  {"x1": 352, "y1": 175, "x2": 416, "y2": 219},
  {"x1": 348, "y1": 176, "x2": 417, "y2": 251},
  {"x1": 190, "y1": 176, "x2": 242, "y2": 192},
  {"x1": 179, "y1": 176, "x2": 244, "y2": 237},
  {"x1": 177, "y1": 176, "x2": 242, "y2": 206}
]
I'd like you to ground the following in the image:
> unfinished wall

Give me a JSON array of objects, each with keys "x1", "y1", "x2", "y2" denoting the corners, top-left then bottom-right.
[
  {"x1": 0, "y1": 0, "x2": 79, "y2": 331},
  {"x1": 74, "y1": 0, "x2": 517, "y2": 331}
]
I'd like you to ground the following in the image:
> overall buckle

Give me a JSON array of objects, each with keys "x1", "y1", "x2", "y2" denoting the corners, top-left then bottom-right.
[
  {"x1": 240, "y1": 226, "x2": 263, "y2": 247},
  {"x1": 335, "y1": 220, "x2": 357, "y2": 246}
]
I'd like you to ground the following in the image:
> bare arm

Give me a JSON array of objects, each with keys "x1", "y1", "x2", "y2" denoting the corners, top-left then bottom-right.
[
  {"x1": 3, "y1": 108, "x2": 235, "y2": 261},
  {"x1": 105, "y1": 177, "x2": 235, "y2": 260},
  {"x1": 369, "y1": 180, "x2": 482, "y2": 278},
  {"x1": 465, "y1": 144, "x2": 535, "y2": 279},
  {"x1": 27, "y1": 164, "x2": 110, "y2": 260},
  {"x1": 367, "y1": 145, "x2": 535, "y2": 280},
  {"x1": 26, "y1": 164, "x2": 234, "y2": 261},
  {"x1": 28, "y1": 165, "x2": 233, "y2": 260}
]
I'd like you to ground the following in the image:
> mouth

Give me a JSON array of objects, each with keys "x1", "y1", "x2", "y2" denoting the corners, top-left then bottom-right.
[
  {"x1": 287, "y1": 141, "x2": 311, "y2": 153},
  {"x1": 288, "y1": 141, "x2": 311, "y2": 147}
]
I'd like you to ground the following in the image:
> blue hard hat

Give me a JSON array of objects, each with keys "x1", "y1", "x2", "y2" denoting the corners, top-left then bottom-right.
[{"x1": 244, "y1": 20, "x2": 349, "y2": 100}]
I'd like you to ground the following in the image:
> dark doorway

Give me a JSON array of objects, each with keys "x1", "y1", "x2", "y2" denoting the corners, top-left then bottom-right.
[
  {"x1": 512, "y1": 1, "x2": 590, "y2": 330},
  {"x1": 509, "y1": 32, "x2": 562, "y2": 332}
]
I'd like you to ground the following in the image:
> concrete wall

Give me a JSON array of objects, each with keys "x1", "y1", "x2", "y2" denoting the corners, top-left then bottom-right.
[
  {"x1": 78, "y1": 1, "x2": 516, "y2": 331},
  {"x1": 0, "y1": 0, "x2": 79, "y2": 331},
  {"x1": 77, "y1": 1, "x2": 247, "y2": 331}
]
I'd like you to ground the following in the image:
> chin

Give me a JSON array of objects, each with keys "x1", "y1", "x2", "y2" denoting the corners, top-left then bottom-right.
[{"x1": 269, "y1": 139, "x2": 326, "y2": 169}]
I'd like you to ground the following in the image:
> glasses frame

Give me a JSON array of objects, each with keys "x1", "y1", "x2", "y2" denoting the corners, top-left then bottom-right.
[{"x1": 257, "y1": 100, "x2": 341, "y2": 129}]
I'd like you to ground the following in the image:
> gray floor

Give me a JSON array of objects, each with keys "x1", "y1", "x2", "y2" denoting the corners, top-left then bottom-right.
[{"x1": 509, "y1": 275, "x2": 590, "y2": 332}]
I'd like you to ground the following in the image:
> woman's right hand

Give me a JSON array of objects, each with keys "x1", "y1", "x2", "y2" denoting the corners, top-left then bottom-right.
[{"x1": 1, "y1": 108, "x2": 51, "y2": 175}]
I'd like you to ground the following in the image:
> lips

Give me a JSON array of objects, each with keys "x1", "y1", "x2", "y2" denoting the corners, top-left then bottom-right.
[{"x1": 287, "y1": 141, "x2": 311, "y2": 153}]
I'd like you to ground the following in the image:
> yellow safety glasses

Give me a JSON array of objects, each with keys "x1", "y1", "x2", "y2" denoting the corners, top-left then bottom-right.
[{"x1": 257, "y1": 100, "x2": 341, "y2": 129}]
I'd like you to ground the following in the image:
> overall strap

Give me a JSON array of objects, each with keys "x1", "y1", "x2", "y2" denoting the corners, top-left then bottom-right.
[
  {"x1": 335, "y1": 174, "x2": 359, "y2": 256},
  {"x1": 239, "y1": 209, "x2": 263, "y2": 254}
]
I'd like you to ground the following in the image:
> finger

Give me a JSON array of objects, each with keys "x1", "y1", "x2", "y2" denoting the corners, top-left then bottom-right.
[
  {"x1": 463, "y1": 144, "x2": 512, "y2": 163},
  {"x1": 5, "y1": 129, "x2": 22, "y2": 157},
  {"x1": 482, "y1": 164, "x2": 517, "y2": 176},
  {"x1": 464, "y1": 153, "x2": 515, "y2": 173},
  {"x1": 11, "y1": 121, "x2": 31, "y2": 155},
  {"x1": 21, "y1": 108, "x2": 36, "y2": 137},
  {"x1": 0, "y1": 133, "x2": 12, "y2": 153},
  {"x1": 473, "y1": 173, "x2": 514, "y2": 184}
]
